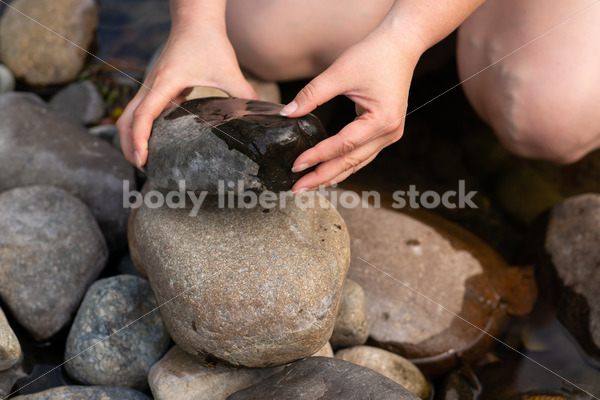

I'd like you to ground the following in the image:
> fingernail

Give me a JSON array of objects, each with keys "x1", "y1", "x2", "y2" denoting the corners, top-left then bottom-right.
[
  {"x1": 293, "y1": 187, "x2": 308, "y2": 194},
  {"x1": 279, "y1": 101, "x2": 298, "y2": 116},
  {"x1": 134, "y1": 151, "x2": 142, "y2": 168},
  {"x1": 291, "y1": 163, "x2": 309, "y2": 173}
]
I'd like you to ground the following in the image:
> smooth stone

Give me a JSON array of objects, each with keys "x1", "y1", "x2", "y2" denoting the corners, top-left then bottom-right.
[
  {"x1": 226, "y1": 357, "x2": 420, "y2": 400},
  {"x1": 145, "y1": 97, "x2": 327, "y2": 193},
  {"x1": 0, "y1": 356, "x2": 26, "y2": 399},
  {"x1": 312, "y1": 342, "x2": 334, "y2": 358},
  {"x1": 545, "y1": 194, "x2": 600, "y2": 356},
  {"x1": 335, "y1": 196, "x2": 533, "y2": 376},
  {"x1": 335, "y1": 346, "x2": 431, "y2": 399},
  {"x1": 0, "y1": 0, "x2": 98, "y2": 85},
  {"x1": 0, "y1": 64, "x2": 15, "y2": 94},
  {"x1": 12, "y1": 385, "x2": 151, "y2": 400},
  {"x1": 0, "y1": 185, "x2": 108, "y2": 340},
  {"x1": 64, "y1": 275, "x2": 170, "y2": 390},
  {"x1": 330, "y1": 279, "x2": 368, "y2": 349},
  {"x1": 0, "y1": 307, "x2": 20, "y2": 371},
  {"x1": 0, "y1": 92, "x2": 135, "y2": 251},
  {"x1": 50, "y1": 81, "x2": 105, "y2": 125},
  {"x1": 148, "y1": 346, "x2": 282, "y2": 400},
  {"x1": 88, "y1": 124, "x2": 119, "y2": 142},
  {"x1": 130, "y1": 191, "x2": 350, "y2": 367}
]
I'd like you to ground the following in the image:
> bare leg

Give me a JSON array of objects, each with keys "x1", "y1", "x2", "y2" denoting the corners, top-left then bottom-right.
[
  {"x1": 226, "y1": 0, "x2": 393, "y2": 81},
  {"x1": 458, "y1": 0, "x2": 600, "y2": 163}
]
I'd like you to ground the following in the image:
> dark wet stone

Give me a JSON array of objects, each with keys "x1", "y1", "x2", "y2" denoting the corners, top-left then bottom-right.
[
  {"x1": 146, "y1": 97, "x2": 327, "y2": 193},
  {"x1": 545, "y1": 194, "x2": 600, "y2": 358},
  {"x1": 226, "y1": 357, "x2": 420, "y2": 400},
  {"x1": 64, "y1": 275, "x2": 170, "y2": 390},
  {"x1": 0, "y1": 186, "x2": 108, "y2": 341},
  {"x1": 50, "y1": 80, "x2": 105, "y2": 125},
  {"x1": 0, "y1": 92, "x2": 135, "y2": 251},
  {"x1": 13, "y1": 385, "x2": 151, "y2": 400}
]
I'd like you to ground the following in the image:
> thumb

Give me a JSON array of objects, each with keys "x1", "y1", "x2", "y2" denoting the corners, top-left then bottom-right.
[{"x1": 280, "y1": 67, "x2": 345, "y2": 117}]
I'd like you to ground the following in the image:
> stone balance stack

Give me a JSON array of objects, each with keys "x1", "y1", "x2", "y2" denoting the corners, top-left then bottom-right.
[{"x1": 128, "y1": 97, "x2": 352, "y2": 367}]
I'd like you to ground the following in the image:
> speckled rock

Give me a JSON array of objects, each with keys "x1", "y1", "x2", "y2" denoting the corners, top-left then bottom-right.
[
  {"x1": 0, "y1": 307, "x2": 20, "y2": 371},
  {"x1": 330, "y1": 279, "x2": 368, "y2": 349},
  {"x1": 145, "y1": 97, "x2": 327, "y2": 193},
  {"x1": 335, "y1": 346, "x2": 430, "y2": 399},
  {"x1": 65, "y1": 275, "x2": 170, "y2": 390},
  {"x1": 335, "y1": 196, "x2": 535, "y2": 376},
  {"x1": 0, "y1": 64, "x2": 15, "y2": 94},
  {"x1": 149, "y1": 346, "x2": 282, "y2": 400},
  {"x1": 226, "y1": 357, "x2": 420, "y2": 400},
  {"x1": 0, "y1": 186, "x2": 108, "y2": 341},
  {"x1": 50, "y1": 80, "x2": 105, "y2": 125},
  {"x1": 130, "y1": 191, "x2": 350, "y2": 367},
  {"x1": 12, "y1": 385, "x2": 151, "y2": 400},
  {"x1": 545, "y1": 194, "x2": 600, "y2": 357},
  {"x1": 0, "y1": 92, "x2": 135, "y2": 251},
  {"x1": 0, "y1": 0, "x2": 98, "y2": 85}
]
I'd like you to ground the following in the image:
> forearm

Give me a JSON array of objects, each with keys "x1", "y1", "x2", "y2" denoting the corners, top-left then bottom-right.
[
  {"x1": 170, "y1": 0, "x2": 227, "y2": 33},
  {"x1": 380, "y1": 0, "x2": 485, "y2": 55}
]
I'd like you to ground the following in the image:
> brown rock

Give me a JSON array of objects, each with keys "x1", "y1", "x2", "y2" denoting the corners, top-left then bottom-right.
[
  {"x1": 0, "y1": 307, "x2": 20, "y2": 371},
  {"x1": 330, "y1": 279, "x2": 368, "y2": 349}
]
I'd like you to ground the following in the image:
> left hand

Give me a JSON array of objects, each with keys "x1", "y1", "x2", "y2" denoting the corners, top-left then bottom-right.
[{"x1": 280, "y1": 25, "x2": 425, "y2": 193}]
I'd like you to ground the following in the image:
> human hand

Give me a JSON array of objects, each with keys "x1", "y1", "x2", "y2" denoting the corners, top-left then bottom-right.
[
  {"x1": 117, "y1": 26, "x2": 258, "y2": 168},
  {"x1": 280, "y1": 26, "x2": 425, "y2": 193}
]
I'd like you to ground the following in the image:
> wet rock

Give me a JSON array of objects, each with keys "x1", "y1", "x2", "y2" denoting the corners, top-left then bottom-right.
[
  {"x1": 13, "y1": 385, "x2": 151, "y2": 400},
  {"x1": 145, "y1": 97, "x2": 327, "y2": 193},
  {"x1": 312, "y1": 342, "x2": 334, "y2": 358},
  {"x1": 50, "y1": 81, "x2": 105, "y2": 125},
  {"x1": 0, "y1": 307, "x2": 20, "y2": 371},
  {"x1": 545, "y1": 194, "x2": 600, "y2": 357},
  {"x1": 226, "y1": 357, "x2": 420, "y2": 400},
  {"x1": 0, "y1": 63, "x2": 15, "y2": 94},
  {"x1": 330, "y1": 279, "x2": 368, "y2": 349},
  {"x1": 0, "y1": 0, "x2": 98, "y2": 85},
  {"x1": 0, "y1": 185, "x2": 108, "y2": 341},
  {"x1": 65, "y1": 275, "x2": 170, "y2": 390},
  {"x1": 336, "y1": 199, "x2": 531, "y2": 376},
  {"x1": 130, "y1": 191, "x2": 350, "y2": 367},
  {"x1": 335, "y1": 346, "x2": 430, "y2": 399},
  {"x1": 0, "y1": 92, "x2": 135, "y2": 251},
  {"x1": 148, "y1": 346, "x2": 282, "y2": 400}
]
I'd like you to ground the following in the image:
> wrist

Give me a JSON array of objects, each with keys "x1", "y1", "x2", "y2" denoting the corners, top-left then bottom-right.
[{"x1": 170, "y1": 0, "x2": 227, "y2": 34}]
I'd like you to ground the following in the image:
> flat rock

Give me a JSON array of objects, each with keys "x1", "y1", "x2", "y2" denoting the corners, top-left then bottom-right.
[
  {"x1": 335, "y1": 346, "x2": 431, "y2": 399},
  {"x1": 545, "y1": 194, "x2": 600, "y2": 357},
  {"x1": 0, "y1": 185, "x2": 108, "y2": 340},
  {"x1": 226, "y1": 357, "x2": 420, "y2": 400},
  {"x1": 13, "y1": 385, "x2": 151, "y2": 400},
  {"x1": 335, "y1": 197, "x2": 532, "y2": 376},
  {"x1": 145, "y1": 97, "x2": 327, "y2": 193},
  {"x1": 130, "y1": 191, "x2": 350, "y2": 367},
  {"x1": 149, "y1": 346, "x2": 282, "y2": 400},
  {"x1": 330, "y1": 279, "x2": 369, "y2": 349},
  {"x1": 0, "y1": 307, "x2": 20, "y2": 371},
  {"x1": 50, "y1": 80, "x2": 105, "y2": 125},
  {"x1": 0, "y1": 0, "x2": 98, "y2": 85},
  {"x1": 65, "y1": 275, "x2": 170, "y2": 390},
  {"x1": 0, "y1": 92, "x2": 135, "y2": 251}
]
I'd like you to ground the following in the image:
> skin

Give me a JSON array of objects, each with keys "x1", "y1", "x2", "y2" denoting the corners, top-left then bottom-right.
[{"x1": 117, "y1": 0, "x2": 600, "y2": 192}]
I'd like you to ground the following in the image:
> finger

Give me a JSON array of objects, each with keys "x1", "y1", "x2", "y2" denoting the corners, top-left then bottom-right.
[
  {"x1": 324, "y1": 152, "x2": 379, "y2": 188},
  {"x1": 117, "y1": 91, "x2": 146, "y2": 164},
  {"x1": 131, "y1": 82, "x2": 185, "y2": 167},
  {"x1": 279, "y1": 65, "x2": 349, "y2": 117},
  {"x1": 292, "y1": 135, "x2": 390, "y2": 192},
  {"x1": 292, "y1": 117, "x2": 382, "y2": 172}
]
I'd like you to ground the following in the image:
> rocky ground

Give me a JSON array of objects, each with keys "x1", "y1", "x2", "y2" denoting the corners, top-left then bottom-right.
[{"x1": 1, "y1": 0, "x2": 600, "y2": 399}]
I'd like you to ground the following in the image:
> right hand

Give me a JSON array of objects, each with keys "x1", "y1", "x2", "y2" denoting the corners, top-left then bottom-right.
[{"x1": 117, "y1": 26, "x2": 258, "y2": 167}]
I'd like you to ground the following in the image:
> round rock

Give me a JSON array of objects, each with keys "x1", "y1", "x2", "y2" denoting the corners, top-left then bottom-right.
[
  {"x1": 0, "y1": 185, "x2": 108, "y2": 341},
  {"x1": 145, "y1": 97, "x2": 327, "y2": 193},
  {"x1": 130, "y1": 191, "x2": 350, "y2": 367},
  {"x1": 0, "y1": 0, "x2": 98, "y2": 85},
  {"x1": 50, "y1": 80, "x2": 105, "y2": 125},
  {"x1": 65, "y1": 275, "x2": 171, "y2": 390},
  {"x1": 335, "y1": 346, "x2": 431, "y2": 399},
  {"x1": 330, "y1": 279, "x2": 369, "y2": 349},
  {"x1": 149, "y1": 346, "x2": 282, "y2": 400},
  {"x1": 0, "y1": 307, "x2": 20, "y2": 371},
  {"x1": 226, "y1": 357, "x2": 420, "y2": 400},
  {"x1": 0, "y1": 64, "x2": 15, "y2": 94}
]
